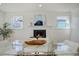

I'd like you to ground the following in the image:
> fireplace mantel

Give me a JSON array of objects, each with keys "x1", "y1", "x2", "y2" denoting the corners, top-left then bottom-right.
[{"x1": 30, "y1": 26, "x2": 52, "y2": 29}]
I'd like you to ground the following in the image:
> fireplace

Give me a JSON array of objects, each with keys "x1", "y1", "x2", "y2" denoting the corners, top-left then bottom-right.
[{"x1": 33, "y1": 30, "x2": 46, "y2": 38}]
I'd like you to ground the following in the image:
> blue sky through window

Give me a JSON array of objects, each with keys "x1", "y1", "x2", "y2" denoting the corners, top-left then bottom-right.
[
  {"x1": 57, "y1": 16, "x2": 70, "y2": 29},
  {"x1": 57, "y1": 20, "x2": 66, "y2": 29}
]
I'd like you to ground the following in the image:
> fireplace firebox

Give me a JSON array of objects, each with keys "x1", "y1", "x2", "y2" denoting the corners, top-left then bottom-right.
[{"x1": 34, "y1": 30, "x2": 46, "y2": 38}]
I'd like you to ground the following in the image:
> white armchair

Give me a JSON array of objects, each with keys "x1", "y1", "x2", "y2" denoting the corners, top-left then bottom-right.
[
  {"x1": 12, "y1": 40, "x2": 24, "y2": 52},
  {"x1": 54, "y1": 40, "x2": 79, "y2": 56},
  {"x1": 5, "y1": 40, "x2": 24, "y2": 56}
]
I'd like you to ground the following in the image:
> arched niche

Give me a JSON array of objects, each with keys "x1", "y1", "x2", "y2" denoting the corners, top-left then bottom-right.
[{"x1": 32, "y1": 15, "x2": 46, "y2": 26}]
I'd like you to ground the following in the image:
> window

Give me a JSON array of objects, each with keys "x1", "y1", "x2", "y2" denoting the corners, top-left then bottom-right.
[
  {"x1": 11, "y1": 16, "x2": 23, "y2": 29},
  {"x1": 57, "y1": 16, "x2": 70, "y2": 29}
]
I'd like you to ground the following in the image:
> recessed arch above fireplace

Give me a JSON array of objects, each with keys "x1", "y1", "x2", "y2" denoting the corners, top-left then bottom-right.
[
  {"x1": 34, "y1": 20, "x2": 43, "y2": 26},
  {"x1": 32, "y1": 15, "x2": 46, "y2": 26}
]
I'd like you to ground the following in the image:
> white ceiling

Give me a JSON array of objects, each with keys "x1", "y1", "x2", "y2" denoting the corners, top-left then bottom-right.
[{"x1": 0, "y1": 3, "x2": 79, "y2": 12}]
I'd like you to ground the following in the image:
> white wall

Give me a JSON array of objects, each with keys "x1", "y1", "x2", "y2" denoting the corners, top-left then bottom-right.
[
  {"x1": 71, "y1": 9, "x2": 79, "y2": 43},
  {"x1": 0, "y1": 10, "x2": 5, "y2": 40},
  {"x1": 0, "y1": 10, "x2": 5, "y2": 27},
  {"x1": 4, "y1": 10, "x2": 71, "y2": 42},
  {"x1": 3, "y1": 10, "x2": 72, "y2": 52}
]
